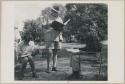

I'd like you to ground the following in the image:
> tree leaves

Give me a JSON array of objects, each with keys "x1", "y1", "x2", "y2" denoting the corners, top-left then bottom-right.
[
  {"x1": 22, "y1": 4, "x2": 107, "y2": 43},
  {"x1": 23, "y1": 19, "x2": 44, "y2": 43},
  {"x1": 63, "y1": 4, "x2": 107, "y2": 42}
]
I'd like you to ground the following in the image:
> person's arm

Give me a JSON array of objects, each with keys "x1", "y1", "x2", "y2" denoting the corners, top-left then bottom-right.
[
  {"x1": 63, "y1": 19, "x2": 71, "y2": 25},
  {"x1": 59, "y1": 32, "x2": 63, "y2": 42}
]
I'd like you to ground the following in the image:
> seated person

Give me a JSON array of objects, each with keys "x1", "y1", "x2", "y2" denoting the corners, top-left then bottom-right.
[{"x1": 17, "y1": 36, "x2": 36, "y2": 80}]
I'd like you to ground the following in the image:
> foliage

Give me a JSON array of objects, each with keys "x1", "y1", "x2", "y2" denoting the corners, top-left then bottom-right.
[
  {"x1": 22, "y1": 4, "x2": 107, "y2": 43},
  {"x1": 22, "y1": 19, "x2": 44, "y2": 43},
  {"x1": 63, "y1": 4, "x2": 108, "y2": 43}
]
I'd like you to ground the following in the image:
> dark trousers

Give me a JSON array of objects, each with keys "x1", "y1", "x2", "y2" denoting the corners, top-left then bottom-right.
[{"x1": 20, "y1": 56, "x2": 35, "y2": 77}]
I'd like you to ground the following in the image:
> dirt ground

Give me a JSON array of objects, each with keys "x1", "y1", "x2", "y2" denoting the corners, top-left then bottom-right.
[{"x1": 15, "y1": 43, "x2": 107, "y2": 81}]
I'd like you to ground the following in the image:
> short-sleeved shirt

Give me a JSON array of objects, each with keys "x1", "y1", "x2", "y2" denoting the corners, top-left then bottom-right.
[
  {"x1": 17, "y1": 41, "x2": 34, "y2": 57},
  {"x1": 44, "y1": 27, "x2": 63, "y2": 49},
  {"x1": 43, "y1": 16, "x2": 63, "y2": 49}
]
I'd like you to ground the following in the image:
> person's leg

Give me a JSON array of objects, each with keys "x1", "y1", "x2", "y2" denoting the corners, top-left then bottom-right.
[
  {"x1": 52, "y1": 49, "x2": 58, "y2": 71},
  {"x1": 19, "y1": 57, "x2": 28, "y2": 79},
  {"x1": 27, "y1": 55, "x2": 36, "y2": 77},
  {"x1": 46, "y1": 49, "x2": 52, "y2": 73}
]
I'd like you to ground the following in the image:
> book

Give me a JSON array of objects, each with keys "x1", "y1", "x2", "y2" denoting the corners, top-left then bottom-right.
[{"x1": 50, "y1": 21, "x2": 64, "y2": 31}]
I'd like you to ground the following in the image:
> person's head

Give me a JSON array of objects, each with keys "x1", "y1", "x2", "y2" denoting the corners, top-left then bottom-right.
[
  {"x1": 53, "y1": 5, "x2": 59, "y2": 11},
  {"x1": 51, "y1": 5, "x2": 60, "y2": 18},
  {"x1": 21, "y1": 33, "x2": 30, "y2": 45},
  {"x1": 24, "y1": 39, "x2": 30, "y2": 45}
]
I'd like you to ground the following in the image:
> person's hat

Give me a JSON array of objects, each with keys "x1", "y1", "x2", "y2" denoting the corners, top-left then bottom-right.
[{"x1": 51, "y1": 5, "x2": 60, "y2": 13}]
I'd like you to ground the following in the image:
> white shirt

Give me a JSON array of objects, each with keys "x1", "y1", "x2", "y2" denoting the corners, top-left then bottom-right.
[
  {"x1": 17, "y1": 41, "x2": 34, "y2": 57},
  {"x1": 42, "y1": 16, "x2": 63, "y2": 49},
  {"x1": 44, "y1": 28, "x2": 63, "y2": 49}
]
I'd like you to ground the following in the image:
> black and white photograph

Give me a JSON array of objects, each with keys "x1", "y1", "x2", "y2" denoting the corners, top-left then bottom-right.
[
  {"x1": 14, "y1": 2, "x2": 108, "y2": 81},
  {"x1": 1, "y1": 0, "x2": 125, "y2": 83}
]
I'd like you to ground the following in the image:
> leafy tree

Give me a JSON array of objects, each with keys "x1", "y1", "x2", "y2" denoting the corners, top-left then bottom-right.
[
  {"x1": 22, "y1": 19, "x2": 44, "y2": 43},
  {"x1": 22, "y1": 4, "x2": 107, "y2": 44},
  {"x1": 63, "y1": 4, "x2": 107, "y2": 43}
]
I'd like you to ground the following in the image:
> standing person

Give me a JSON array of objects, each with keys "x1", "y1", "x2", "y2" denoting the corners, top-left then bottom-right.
[
  {"x1": 17, "y1": 36, "x2": 36, "y2": 80},
  {"x1": 43, "y1": 5, "x2": 70, "y2": 73},
  {"x1": 44, "y1": 27, "x2": 63, "y2": 72}
]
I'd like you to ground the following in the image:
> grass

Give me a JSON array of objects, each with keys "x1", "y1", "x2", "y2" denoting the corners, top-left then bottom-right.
[{"x1": 15, "y1": 43, "x2": 107, "y2": 81}]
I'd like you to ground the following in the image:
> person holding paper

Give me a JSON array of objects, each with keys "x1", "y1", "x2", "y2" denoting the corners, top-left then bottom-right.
[
  {"x1": 43, "y1": 5, "x2": 70, "y2": 72},
  {"x1": 17, "y1": 37, "x2": 36, "y2": 80}
]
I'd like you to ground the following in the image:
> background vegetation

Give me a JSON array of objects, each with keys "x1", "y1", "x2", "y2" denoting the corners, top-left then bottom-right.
[{"x1": 21, "y1": 4, "x2": 107, "y2": 43}]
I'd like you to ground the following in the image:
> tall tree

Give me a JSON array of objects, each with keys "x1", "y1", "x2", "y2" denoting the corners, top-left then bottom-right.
[
  {"x1": 63, "y1": 4, "x2": 107, "y2": 43},
  {"x1": 22, "y1": 19, "x2": 44, "y2": 43}
]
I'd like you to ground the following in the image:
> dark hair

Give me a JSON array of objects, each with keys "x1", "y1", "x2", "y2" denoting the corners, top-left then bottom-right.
[{"x1": 21, "y1": 32, "x2": 30, "y2": 43}]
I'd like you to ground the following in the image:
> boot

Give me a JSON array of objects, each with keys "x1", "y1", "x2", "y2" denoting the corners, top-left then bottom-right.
[
  {"x1": 32, "y1": 72, "x2": 37, "y2": 77},
  {"x1": 52, "y1": 67, "x2": 57, "y2": 71},
  {"x1": 18, "y1": 70, "x2": 24, "y2": 80}
]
